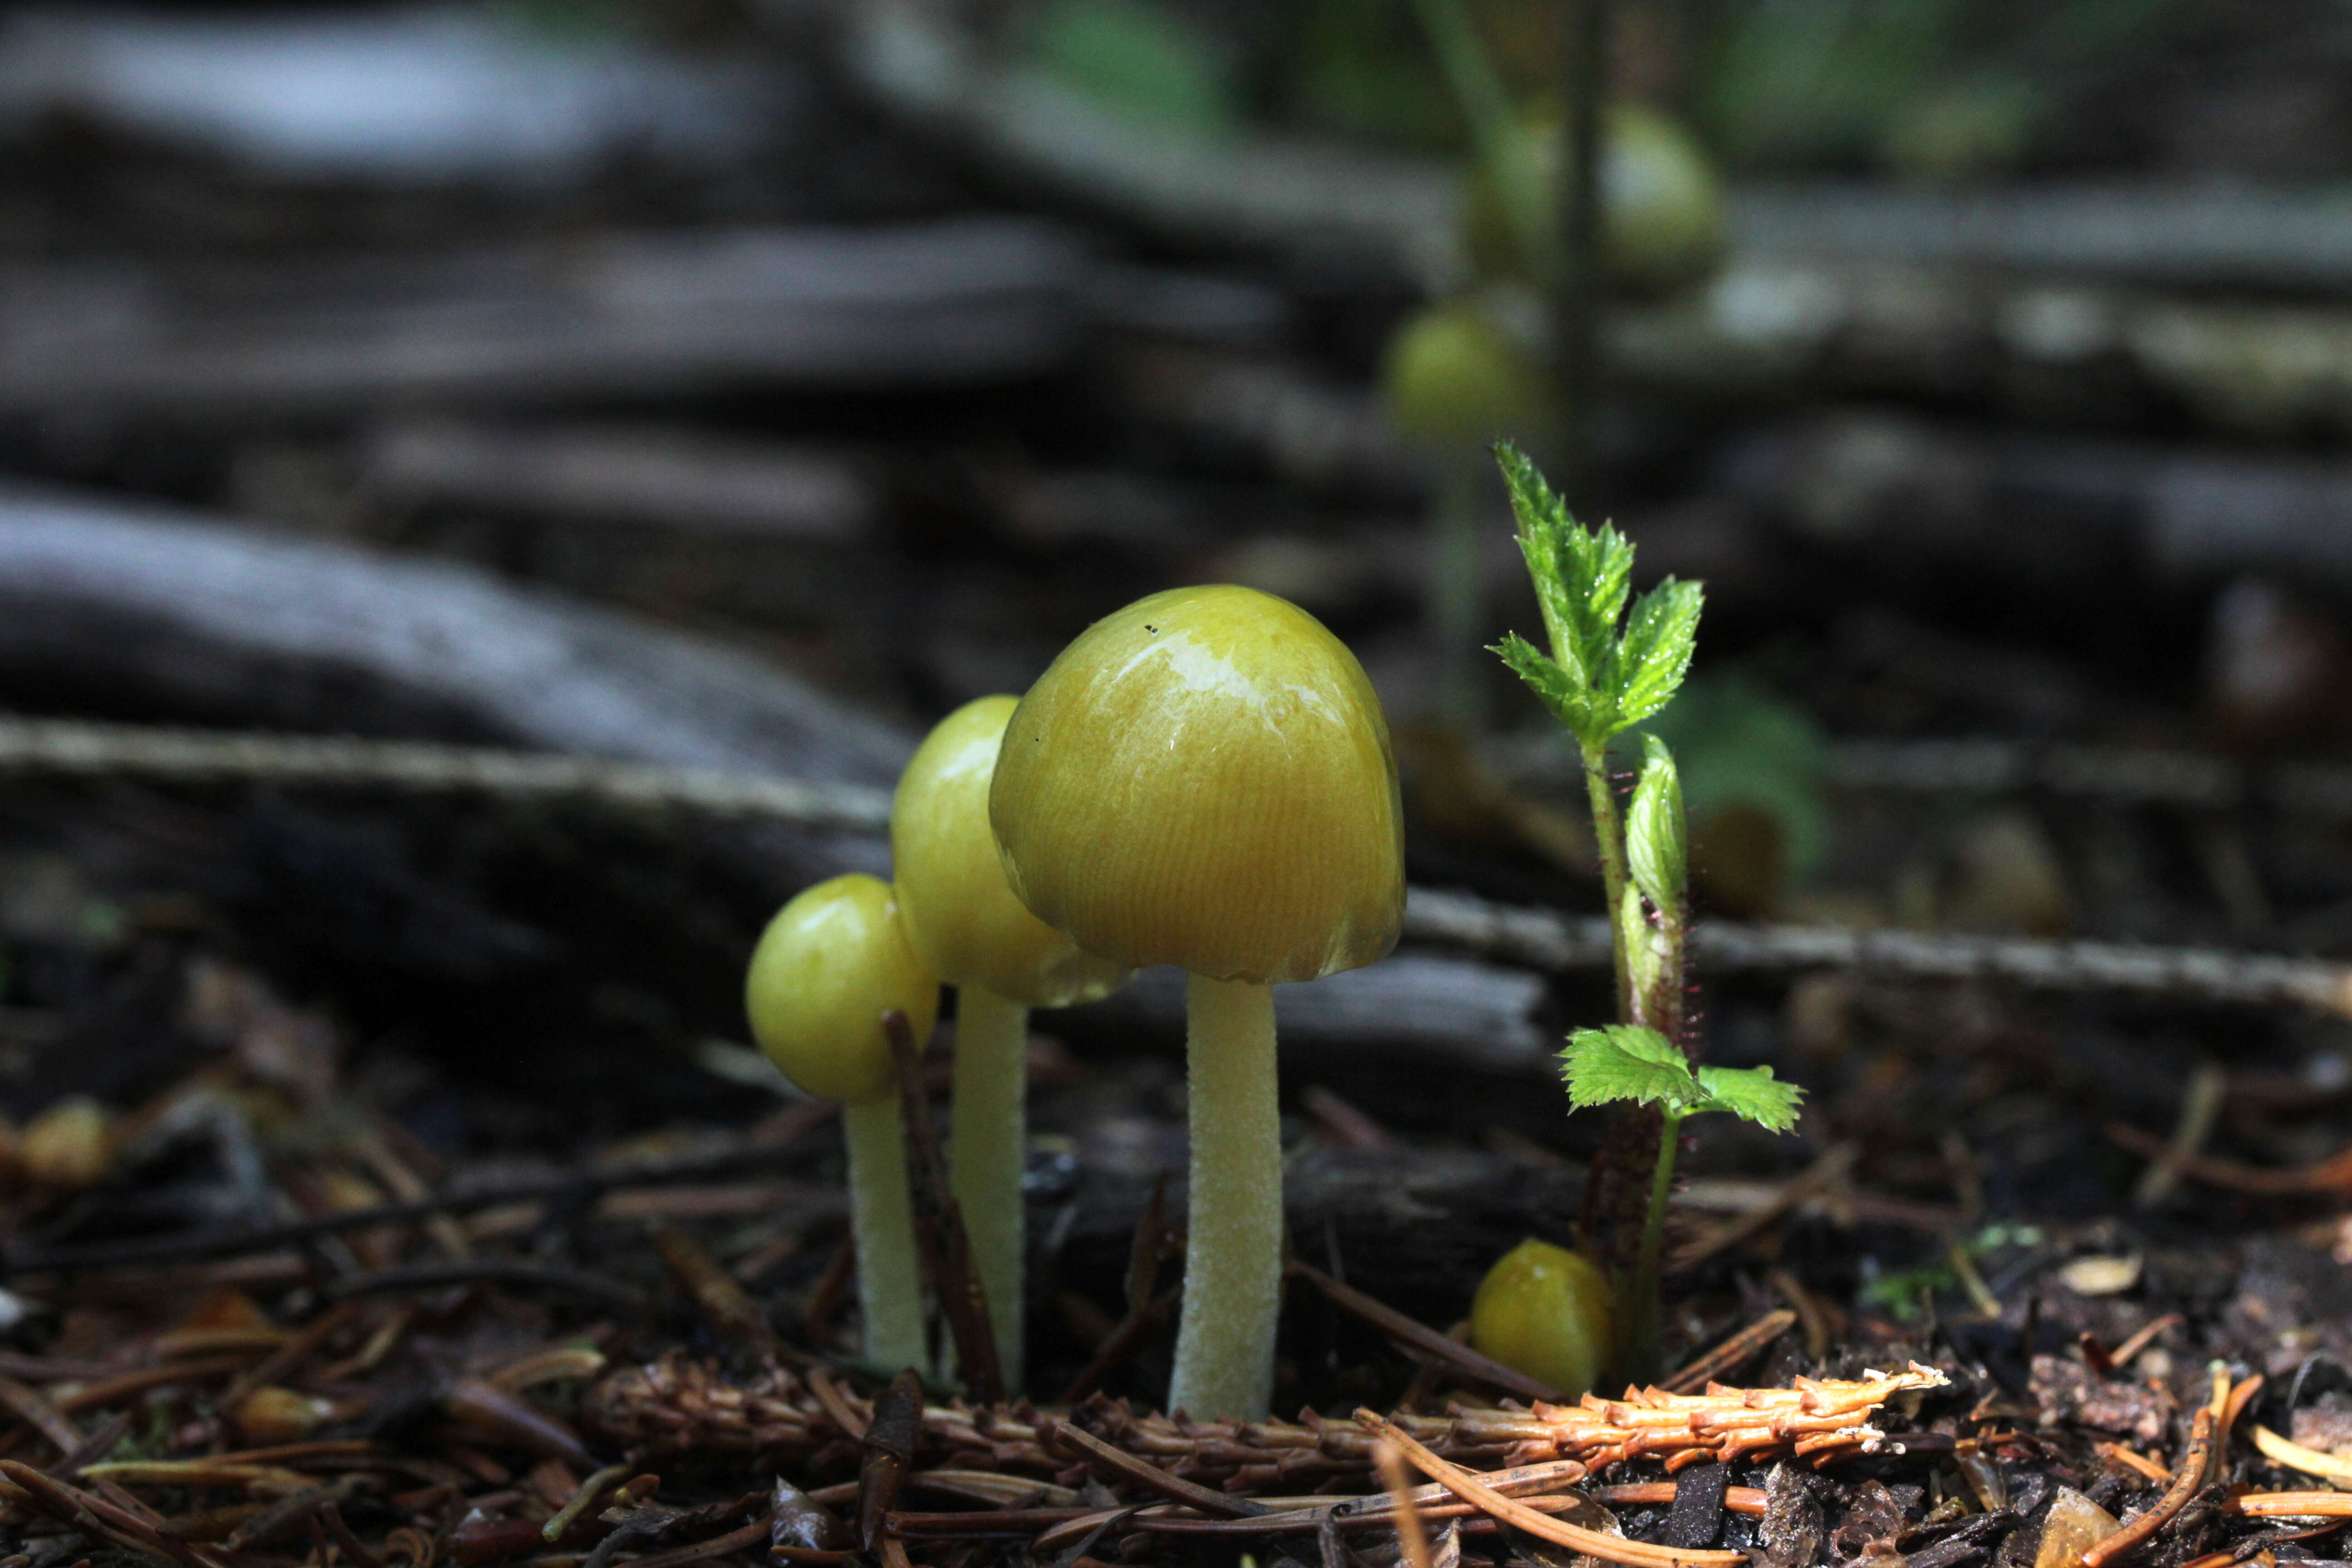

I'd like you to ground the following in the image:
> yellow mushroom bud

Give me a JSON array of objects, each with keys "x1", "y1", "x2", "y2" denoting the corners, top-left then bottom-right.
[
  {"x1": 744, "y1": 873, "x2": 939, "y2": 1373},
  {"x1": 1465, "y1": 102, "x2": 1726, "y2": 295},
  {"x1": 1470, "y1": 1238, "x2": 1614, "y2": 1399},
  {"x1": 892, "y1": 695, "x2": 1129, "y2": 1390},
  {"x1": 20, "y1": 1096, "x2": 113, "y2": 1191},
  {"x1": 746, "y1": 873, "x2": 938, "y2": 1106},
  {"x1": 895, "y1": 695, "x2": 1130, "y2": 1009},
  {"x1": 1381, "y1": 300, "x2": 1553, "y2": 452}
]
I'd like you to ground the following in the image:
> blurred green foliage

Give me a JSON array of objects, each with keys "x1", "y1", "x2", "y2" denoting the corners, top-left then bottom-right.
[
  {"x1": 1024, "y1": 0, "x2": 1242, "y2": 134},
  {"x1": 1635, "y1": 671, "x2": 1828, "y2": 882},
  {"x1": 1694, "y1": 0, "x2": 2195, "y2": 178}
]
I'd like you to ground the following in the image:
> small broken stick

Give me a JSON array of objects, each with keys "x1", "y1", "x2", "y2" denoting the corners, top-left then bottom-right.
[{"x1": 883, "y1": 1009, "x2": 1003, "y2": 1405}]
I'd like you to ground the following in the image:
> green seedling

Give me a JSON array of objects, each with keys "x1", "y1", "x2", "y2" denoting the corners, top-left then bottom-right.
[
  {"x1": 1489, "y1": 442, "x2": 1700, "y2": 1024},
  {"x1": 1563, "y1": 1025, "x2": 1803, "y2": 1380},
  {"x1": 1491, "y1": 442, "x2": 1804, "y2": 1381}
]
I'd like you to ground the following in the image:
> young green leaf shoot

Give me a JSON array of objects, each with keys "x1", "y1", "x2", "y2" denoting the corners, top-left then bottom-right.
[
  {"x1": 1490, "y1": 441, "x2": 1700, "y2": 1020},
  {"x1": 1563, "y1": 1024, "x2": 1804, "y2": 1378}
]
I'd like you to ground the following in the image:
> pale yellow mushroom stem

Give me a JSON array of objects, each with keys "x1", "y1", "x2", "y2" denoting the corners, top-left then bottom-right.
[
  {"x1": 842, "y1": 1098, "x2": 927, "y2": 1374},
  {"x1": 949, "y1": 984, "x2": 1029, "y2": 1390},
  {"x1": 1167, "y1": 975, "x2": 1282, "y2": 1420}
]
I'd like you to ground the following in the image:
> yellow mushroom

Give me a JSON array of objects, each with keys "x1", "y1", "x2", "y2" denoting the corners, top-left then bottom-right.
[
  {"x1": 893, "y1": 695, "x2": 1128, "y2": 1388},
  {"x1": 991, "y1": 584, "x2": 1403, "y2": 1417},
  {"x1": 1469, "y1": 1238, "x2": 1614, "y2": 1399},
  {"x1": 745, "y1": 873, "x2": 940, "y2": 1373}
]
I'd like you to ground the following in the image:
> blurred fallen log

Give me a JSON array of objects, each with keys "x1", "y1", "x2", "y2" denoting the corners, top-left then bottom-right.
[
  {"x1": 0, "y1": 487, "x2": 913, "y2": 776},
  {"x1": 12, "y1": 710, "x2": 2352, "y2": 1019},
  {"x1": 1729, "y1": 410, "x2": 2352, "y2": 593},
  {"x1": 0, "y1": 5, "x2": 766, "y2": 189},
  {"x1": 1613, "y1": 258, "x2": 2352, "y2": 442},
  {"x1": 834, "y1": 1, "x2": 1457, "y2": 281},
  {"x1": 359, "y1": 421, "x2": 875, "y2": 542},
  {"x1": 0, "y1": 716, "x2": 893, "y2": 831},
  {"x1": 1732, "y1": 183, "x2": 2352, "y2": 297},
  {"x1": 1494, "y1": 730, "x2": 2352, "y2": 818},
  {"x1": 0, "y1": 486, "x2": 912, "y2": 884},
  {"x1": 0, "y1": 219, "x2": 1083, "y2": 421},
  {"x1": 1403, "y1": 887, "x2": 2352, "y2": 1016},
  {"x1": 837, "y1": 0, "x2": 2352, "y2": 309},
  {"x1": 1067, "y1": 955, "x2": 1549, "y2": 1073}
]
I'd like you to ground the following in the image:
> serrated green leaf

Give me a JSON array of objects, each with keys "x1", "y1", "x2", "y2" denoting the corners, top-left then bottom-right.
[
  {"x1": 1560, "y1": 1023, "x2": 1700, "y2": 1113},
  {"x1": 1691, "y1": 1063, "x2": 1806, "y2": 1132},
  {"x1": 1495, "y1": 442, "x2": 1633, "y2": 690},
  {"x1": 1626, "y1": 735, "x2": 1686, "y2": 920},
  {"x1": 1492, "y1": 633, "x2": 1611, "y2": 744},
  {"x1": 1612, "y1": 578, "x2": 1703, "y2": 730},
  {"x1": 1495, "y1": 444, "x2": 1578, "y2": 676}
]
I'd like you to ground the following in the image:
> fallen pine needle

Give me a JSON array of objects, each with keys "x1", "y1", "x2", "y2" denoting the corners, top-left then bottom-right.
[
  {"x1": 2084, "y1": 1405, "x2": 2218, "y2": 1568},
  {"x1": 2096, "y1": 1443, "x2": 2172, "y2": 1484},
  {"x1": 1354, "y1": 1409, "x2": 1744, "y2": 1568},
  {"x1": 2232, "y1": 1492, "x2": 2352, "y2": 1519},
  {"x1": 1376, "y1": 1441, "x2": 1434, "y2": 1568},
  {"x1": 2251, "y1": 1426, "x2": 2352, "y2": 1485}
]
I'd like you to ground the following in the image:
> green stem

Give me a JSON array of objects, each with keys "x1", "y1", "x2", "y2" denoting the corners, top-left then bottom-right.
[
  {"x1": 1167, "y1": 975, "x2": 1282, "y2": 1420},
  {"x1": 842, "y1": 1097, "x2": 927, "y2": 1376},
  {"x1": 949, "y1": 984, "x2": 1029, "y2": 1392},
  {"x1": 1621, "y1": 1107, "x2": 1681, "y2": 1384},
  {"x1": 1580, "y1": 738, "x2": 1632, "y2": 1024},
  {"x1": 1433, "y1": 451, "x2": 1487, "y2": 731},
  {"x1": 1406, "y1": 0, "x2": 1518, "y2": 170},
  {"x1": 1406, "y1": 0, "x2": 1555, "y2": 283},
  {"x1": 1553, "y1": 0, "x2": 1611, "y2": 496}
]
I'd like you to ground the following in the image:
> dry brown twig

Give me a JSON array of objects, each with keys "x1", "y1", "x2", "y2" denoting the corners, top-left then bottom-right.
[{"x1": 583, "y1": 1355, "x2": 1950, "y2": 1494}]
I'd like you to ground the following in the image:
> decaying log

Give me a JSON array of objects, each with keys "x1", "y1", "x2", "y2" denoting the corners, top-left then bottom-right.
[
  {"x1": 1729, "y1": 409, "x2": 2352, "y2": 593},
  {"x1": 0, "y1": 219, "x2": 1083, "y2": 421},
  {"x1": 1732, "y1": 182, "x2": 2352, "y2": 297},
  {"x1": 835, "y1": 1, "x2": 1458, "y2": 283},
  {"x1": 360, "y1": 420, "x2": 875, "y2": 542},
  {"x1": 1613, "y1": 257, "x2": 2352, "y2": 441},
  {"x1": 0, "y1": 717, "x2": 896, "y2": 833},
  {"x1": 1494, "y1": 729, "x2": 2352, "y2": 819},
  {"x1": 0, "y1": 485, "x2": 912, "y2": 885},
  {"x1": 838, "y1": 5, "x2": 2352, "y2": 306},
  {"x1": 12, "y1": 701, "x2": 2352, "y2": 1022}
]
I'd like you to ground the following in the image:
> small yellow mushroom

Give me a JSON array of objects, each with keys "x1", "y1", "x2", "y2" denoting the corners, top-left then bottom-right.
[
  {"x1": 746, "y1": 873, "x2": 940, "y2": 1372},
  {"x1": 1470, "y1": 1238, "x2": 1614, "y2": 1399},
  {"x1": 893, "y1": 694, "x2": 1128, "y2": 1388},
  {"x1": 992, "y1": 584, "x2": 1402, "y2": 1418}
]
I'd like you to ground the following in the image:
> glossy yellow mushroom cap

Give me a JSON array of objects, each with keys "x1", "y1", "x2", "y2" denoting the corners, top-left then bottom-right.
[
  {"x1": 893, "y1": 695, "x2": 1132, "y2": 1008},
  {"x1": 990, "y1": 584, "x2": 1404, "y2": 985},
  {"x1": 1469, "y1": 1238, "x2": 1614, "y2": 1399},
  {"x1": 745, "y1": 873, "x2": 940, "y2": 1106}
]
